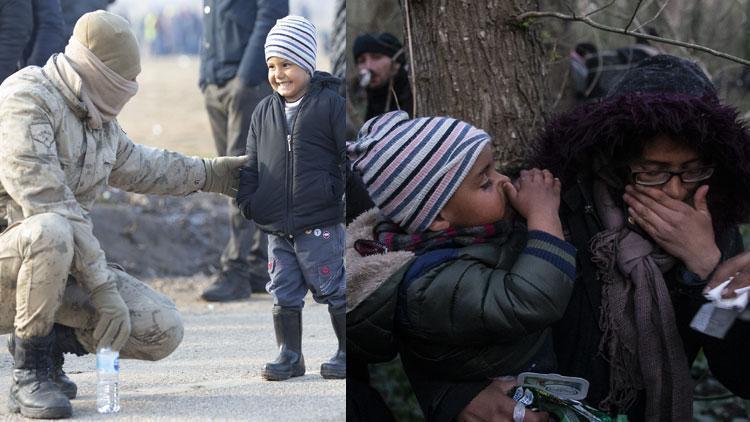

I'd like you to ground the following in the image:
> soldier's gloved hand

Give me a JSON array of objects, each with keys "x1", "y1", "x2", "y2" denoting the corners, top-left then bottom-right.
[
  {"x1": 89, "y1": 282, "x2": 131, "y2": 351},
  {"x1": 202, "y1": 155, "x2": 249, "y2": 197}
]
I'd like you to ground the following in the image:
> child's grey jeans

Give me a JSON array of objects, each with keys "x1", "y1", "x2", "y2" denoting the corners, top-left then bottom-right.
[{"x1": 266, "y1": 223, "x2": 346, "y2": 311}]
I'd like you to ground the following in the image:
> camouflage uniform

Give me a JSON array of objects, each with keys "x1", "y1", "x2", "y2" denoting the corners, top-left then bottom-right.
[{"x1": 0, "y1": 54, "x2": 205, "y2": 358}]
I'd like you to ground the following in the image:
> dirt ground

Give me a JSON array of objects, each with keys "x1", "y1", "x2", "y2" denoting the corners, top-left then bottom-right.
[{"x1": 91, "y1": 189, "x2": 229, "y2": 281}]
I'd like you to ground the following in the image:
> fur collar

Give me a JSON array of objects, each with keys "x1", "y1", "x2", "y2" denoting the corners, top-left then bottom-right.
[
  {"x1": 534, "y1": 93, "x2": 750, "y2": 231},
  {"x1": 346, "y1": 208, "x2": 414, "y2": 313}
]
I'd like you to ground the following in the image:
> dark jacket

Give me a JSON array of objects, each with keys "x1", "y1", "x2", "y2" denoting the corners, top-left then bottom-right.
[
  {"x1": 0, "y1": 0, "x2": 33, "y2": 82},
  {"x1": 237, "y1": 72, "x2": 345, "y2": 237},
  {"x1": 346, "y1": 210, "x2": 577, "y2": 421},
  {"x1": 397, "y1": 231, "x2": 575, "y2": 381},
  {"x1": 393, "y1": 184, "x2": 750, "y2": 422},
  {"x1": 24, "y1": 0, "x2": 66, "y2": 67},
  {"x1": 552, "y1": 173, "x2": 750, "y2": 413},
  {"x1": 365, "y1": 66, "x2": 412, "y2": 120},
  {"x1": 533, "y1": 62, "x2": 750, "y2": 416},
  {"x1": 401, "y1": 57, "x2": 750, "y2": 421},
  {"x1": 60, "y1": 0, "x2": 114, "y2": 40},
  {"x1": 199, "y1": 0, "x2": 288, "y2": 88}
]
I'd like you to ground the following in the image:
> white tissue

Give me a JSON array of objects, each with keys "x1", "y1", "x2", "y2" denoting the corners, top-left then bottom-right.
[{"x1": 703, "y1": 277, "x2": 750, "y2": 310}]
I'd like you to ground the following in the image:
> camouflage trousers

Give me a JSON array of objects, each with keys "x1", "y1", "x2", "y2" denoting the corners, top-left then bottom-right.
[{"x1": 0, "y1": 213, "x2": 183, "y2": 360}]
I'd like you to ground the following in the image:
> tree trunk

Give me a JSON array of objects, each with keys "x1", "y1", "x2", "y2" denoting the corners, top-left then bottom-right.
[{"x1": 400, "y1": 0, "x2": 549, "y2": 173}]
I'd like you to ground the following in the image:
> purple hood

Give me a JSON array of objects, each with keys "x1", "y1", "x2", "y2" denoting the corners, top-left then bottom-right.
[{"x1": 533, "y1": 92, "x2": 750, "y2": 231}]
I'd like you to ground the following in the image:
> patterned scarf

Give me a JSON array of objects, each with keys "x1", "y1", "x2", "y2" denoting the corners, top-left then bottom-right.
[
  {"x1": 370, "y1": 218, "x2": 523, "y2": 256},
  {"x1": 590, "y1": 179, "x2": 692, "y2": 421}
]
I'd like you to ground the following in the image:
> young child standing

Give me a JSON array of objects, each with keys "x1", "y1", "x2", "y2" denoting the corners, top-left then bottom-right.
[
  {"x1": 236, "y1": 15, "x2": 346, "y2": 381},
  {"x1": 346, "y1": 111, "x2": 577, "y2": 418}
]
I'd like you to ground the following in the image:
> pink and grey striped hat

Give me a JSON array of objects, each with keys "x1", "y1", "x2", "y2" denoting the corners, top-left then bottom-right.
[
  {"x1": 265, "y1": 15, "x2": 317, "y2": 75},
  {"x1": 348, "y1": 111, "x2": 491, "y2": 233}
]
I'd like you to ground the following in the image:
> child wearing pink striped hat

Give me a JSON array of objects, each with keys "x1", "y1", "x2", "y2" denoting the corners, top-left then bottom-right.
[{"x1": 347, "y1": 111, "x2": 577, "y2": 404}]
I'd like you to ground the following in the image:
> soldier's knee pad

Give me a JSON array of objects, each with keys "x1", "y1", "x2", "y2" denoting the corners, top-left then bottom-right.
[
  {"x1": 134, "y1": 308, "x2": 184, "y2": 361},
  {"x1": 154, "y1": 308, "x2": 184, "y2": 360},
  {"x1": 21, "y1": 213, "x2": 74, "y2": 260}
]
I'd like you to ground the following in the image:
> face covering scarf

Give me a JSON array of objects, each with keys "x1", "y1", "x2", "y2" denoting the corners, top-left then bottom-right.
[{"x1": 63, "y1": 38, "x2": 138, "y2": 129}]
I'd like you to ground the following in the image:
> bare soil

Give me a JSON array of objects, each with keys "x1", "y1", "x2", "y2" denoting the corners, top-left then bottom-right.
[
  {"x1": 92, "y1": 189, "x2": 228, "y2": 281},
  {"x1": 92, "y1": 55, "x2": 228, "y2": 298}
]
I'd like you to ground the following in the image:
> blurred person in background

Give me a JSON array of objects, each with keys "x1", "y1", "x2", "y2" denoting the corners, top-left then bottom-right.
[
  {"x1": 0, "y1": 0, "x2": 33, "y2": 82},
  {"x1": 2, "y1": 0, "x2": 68, "y2": 84},
  {"x1": 352, "y1": 32, "x2": 412, "y2": 120},
  {"x1": 23, "y1": 0, "x2": 66, "y2": 68},
  {"x1": 199, "y1": 0, "x2": 289, "y2": 302},
  {"x1": 61, "y1": 0, "x2": 115, "y2": 40}
]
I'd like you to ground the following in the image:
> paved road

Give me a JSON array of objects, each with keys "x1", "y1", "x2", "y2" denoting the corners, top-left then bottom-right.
[{"x1": 0, "y1": 291, "x2": 345, "y2": 421}]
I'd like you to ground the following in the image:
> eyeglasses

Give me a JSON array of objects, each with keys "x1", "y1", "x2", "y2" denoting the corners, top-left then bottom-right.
[{"x1": 630, "y1": 166, "x2": 715, "y2": 186}]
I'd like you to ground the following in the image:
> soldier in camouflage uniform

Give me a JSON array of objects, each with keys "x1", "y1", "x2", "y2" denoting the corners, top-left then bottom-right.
[{"x1": 0, "y1": 11, "x2": 245, "y2": 419}]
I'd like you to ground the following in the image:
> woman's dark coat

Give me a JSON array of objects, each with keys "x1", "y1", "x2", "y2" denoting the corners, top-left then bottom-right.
[{"x1": 403, "y1": 56, "x2": 750, "y2": 421}]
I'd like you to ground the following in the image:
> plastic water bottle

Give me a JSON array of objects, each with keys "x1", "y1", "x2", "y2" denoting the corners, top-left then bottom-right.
[{"x1": 96, "y1": 347, "x2": 120, "y2": 414}]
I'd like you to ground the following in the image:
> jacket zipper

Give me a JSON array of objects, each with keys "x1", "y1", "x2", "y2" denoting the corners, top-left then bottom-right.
[{"x1": 284, "y1": 94, "x2": 308, "y2": 236}]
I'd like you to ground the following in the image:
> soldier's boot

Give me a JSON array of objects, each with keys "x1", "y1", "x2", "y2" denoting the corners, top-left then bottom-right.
[
  {"x1": 200, "y1": 270, "x2": 251, "y2": 302},
  {"x1": 320, "y1": 309, "x2": 346, "y2": 379},
  {"x1": 248, "y1": 271, "x2": 270, "y2": 294},
  {"x1": 52, "y1": 324, "x2": 89, "y2": 399},
  {"x1": 261, "y1": 307, "x2": 305, "y2": 381},
  {"x1": 7, "y1": 324, "x2": 84, "y2": 400},
  {"x1": 7, "y1": 331, "x2": 72, "y2": 419}
]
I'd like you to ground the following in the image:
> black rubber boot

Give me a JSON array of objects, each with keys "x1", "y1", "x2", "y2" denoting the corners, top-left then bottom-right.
[
  {"x1": 7, "y1": 331, "x2": 72, "y2": 419},
  {"x1": 261, "y1": 307, "x2": 305, "y2": 381},
  {"x1": 320, "y1": 309, "x2": 346, "y2": 379},
  {"x1": 200, "y1": 270, "x2": 251, "y2": 302},
  {"x1": 7, "y1": 324, "x2": 85, "y2": 400}
]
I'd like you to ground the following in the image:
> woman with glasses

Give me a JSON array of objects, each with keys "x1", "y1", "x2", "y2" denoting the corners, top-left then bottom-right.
[
  {"x1": 405, "y1": 55, "x2": 750, "y2": 422},
  {"x1": 528, "y1": 55, "x2": 750, "y2": 421}
]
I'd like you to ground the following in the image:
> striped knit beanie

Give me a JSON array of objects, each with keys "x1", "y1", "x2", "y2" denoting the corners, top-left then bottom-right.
[
  {"x1": 264, "y1": 15, "x2": 317, "y2": 75},
  {"x1": 348, "y1": 111, "x2": 491, "y2": 233}
]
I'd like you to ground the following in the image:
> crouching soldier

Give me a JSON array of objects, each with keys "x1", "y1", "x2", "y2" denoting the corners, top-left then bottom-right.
[{"x1": 0, "y1": 11, "x2": 246, "y2": 419}]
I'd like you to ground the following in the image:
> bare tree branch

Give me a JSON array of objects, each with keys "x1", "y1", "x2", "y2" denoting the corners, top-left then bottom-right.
[
  {"x1": 563, "y1": 2, "x2": 576, "y2": 17},
  {"x1": 515, "y1": 10, "x2": 750, "y2": 66},
  {"x1": 584, "y1": 0, "x2": 616, "y2": 18},
  {"x1": 625, "y1": 0, "x2": 644, "y2": 32},
  {"x1": 633, "y1": 0, "x2": 670, "y2": 32},
  {"x1": 655, "y1": 1, "x2": 693, "y2": 58}
]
